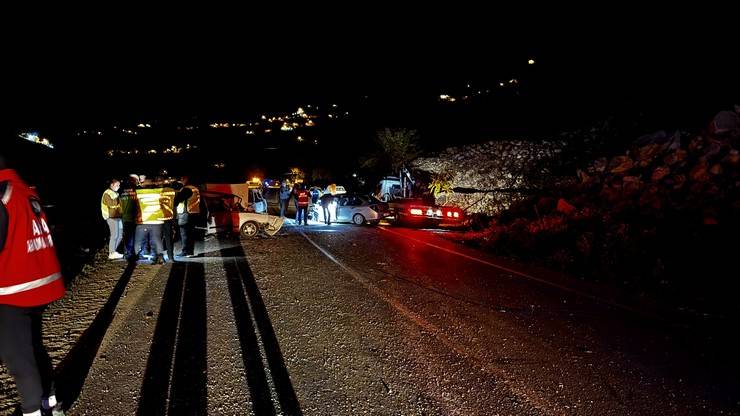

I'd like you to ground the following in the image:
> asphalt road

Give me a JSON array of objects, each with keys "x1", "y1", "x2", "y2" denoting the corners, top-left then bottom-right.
[{"x1": 4, "y1": 221, "x2": 736, "y2": 415}]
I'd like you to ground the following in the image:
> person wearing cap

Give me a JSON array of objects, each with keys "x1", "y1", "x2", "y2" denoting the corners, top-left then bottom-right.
[{"x1": 0, "y1": 153, "x2": 66, "y2": 416}]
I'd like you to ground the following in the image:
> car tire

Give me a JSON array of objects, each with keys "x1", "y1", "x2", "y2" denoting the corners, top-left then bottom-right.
[
  {"x1": 352, "y1": 213, "x2": 366, "y2": 225},
  {"x1": 240, "y1": 221, "x2": 259, "y2": 238}
]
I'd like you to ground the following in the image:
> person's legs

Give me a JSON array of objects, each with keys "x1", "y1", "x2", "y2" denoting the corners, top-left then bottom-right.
[
  {"x1": 279, "y1": 199, "x2": 286, "y2": 217},
  {"x1": 162, "y1": 220, "x2": 174, "y2": 260},
  {"x1": 122, "y1": 221, "x2": 136, "y2": 257},
  {"x1": 0, "y1": 305, "x2": 44, "y2": 415},
  {"x1": 131, "y1": 224, "x2": 145, "y2": 261},
  {"x1": 150, "y1": 224, "x2": 164, "y2": 255},
  {"x1": 180, "y1": 222, "x2": 195, "y2": 255},
  {"x1": 30, "y1": 307, "x2": 55, "y2": 405},
  {"x1": 106, "y1": 218, "x2": 118, "y2": 255},
  {"x1": 113, "y1": 219, "x2": 123, "y2": 254}
]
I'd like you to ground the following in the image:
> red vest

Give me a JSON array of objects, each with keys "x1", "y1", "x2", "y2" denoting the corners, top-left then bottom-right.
[
  {"x1": 297, "y1": 190, "x2": 310, "y2": 207},
  {"x1": 0, "y1": 169, "x2": 65, "y2": 307}
]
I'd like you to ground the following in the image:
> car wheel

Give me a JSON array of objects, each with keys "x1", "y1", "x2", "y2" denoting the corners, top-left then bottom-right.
[
  {"x1": 352, "y1": 213, "x2": 366, "y2": 225},
  {"x1": 240, "y1": 221, "x2": 259, "y2": 237}
]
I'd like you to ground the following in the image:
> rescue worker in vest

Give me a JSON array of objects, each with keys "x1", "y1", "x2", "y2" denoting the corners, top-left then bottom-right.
[
  {"x1": 0, "y1": 154, "x2": 66, "y2": 416},
  {"x1": 131, "y1": 187, "x2": 166, "y2": 264},
  {"x1": 174, "y1": 176, "x2": 200, "y2": 258},
  {"x1": 100, "y1": 179, "x2": 123, "y2": 260},
  {"x1": 119, "y1": 176, "x2": 139, "y2": 259},
  {"x1": 295, "y1": 184, "x2": 310, "y2": 225}
]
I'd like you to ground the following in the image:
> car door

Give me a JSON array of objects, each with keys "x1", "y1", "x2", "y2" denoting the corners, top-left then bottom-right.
[{"x1": 335, "y1": 195, "x2": 350, "y2": 222}]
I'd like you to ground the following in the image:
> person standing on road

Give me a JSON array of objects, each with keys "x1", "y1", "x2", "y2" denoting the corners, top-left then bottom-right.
[
  {"x1": 319, "y1": 192, "x2": 334, "y2": 225},
  {"x1": 0, "y1": 155, "x2": 66, "y2": 416},
  {"x1": 279, "y1": 182, "x2": 291, "y2": 218},
  {"x1": 159, "y1": 184, "x2": 177, "y2": 262},
  {"x1": 295, "y1": 184, "x2": 310, "y2": 225},
  {"x1": 119, "y1": 176, "x2": 139, "y2": 259},
  {"x1": 174, "y1": 176, "x2": 200, "y2": 258},
  {"x1": 100, "y1": 179, "x2": 123, "y2": 260}
]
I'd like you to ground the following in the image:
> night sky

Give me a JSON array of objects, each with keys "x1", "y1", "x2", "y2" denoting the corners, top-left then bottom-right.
[{"x1": 5, "y1": 13, "x2": 737, "y2": 136}]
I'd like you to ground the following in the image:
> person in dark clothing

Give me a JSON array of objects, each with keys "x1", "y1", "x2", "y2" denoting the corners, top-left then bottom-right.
[
  {"x1": 118, "y1": 176, "x2": 139, "y2": 259},
  {"x1": 159, "y1": 185, "x2": 177, "y2": 262},
  {"x1": 174, "y1": 177, "x2": 201, "y2": 257},
  {"x1": 319, "y1": 192, "x2": 335, "y2": 225},
  {"x1": 279, "y1": 183, "x2": 291, "y2": 218}
]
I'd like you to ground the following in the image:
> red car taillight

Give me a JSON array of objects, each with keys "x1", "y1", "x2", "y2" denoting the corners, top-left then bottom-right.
[{"x1": 409, "y1": 207, "x2": 424, "y2": 216}]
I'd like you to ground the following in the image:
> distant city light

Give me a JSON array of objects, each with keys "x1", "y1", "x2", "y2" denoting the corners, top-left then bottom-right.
[
  {"x1": 528, "y1": 59, "x2": 535, "y2": 65},
  {"x1": 297, "y1": 136, "x2": 305, "y2": 142},
  {"x1": 19, "y1": 132, "x2": 54, "y2": 149}
]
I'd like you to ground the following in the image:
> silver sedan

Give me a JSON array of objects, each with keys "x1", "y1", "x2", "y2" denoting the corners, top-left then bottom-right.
[{"x1": 313, "y1": 194, "x2": 389, "y2": 225}]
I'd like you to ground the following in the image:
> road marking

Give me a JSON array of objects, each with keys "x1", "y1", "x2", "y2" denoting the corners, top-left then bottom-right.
[
  {"x1": 299, "y1": 230, "x2": 560, "y2": 414},
  {"x1": 377, "y1": 226, "x2": 662, "y2": 321}
]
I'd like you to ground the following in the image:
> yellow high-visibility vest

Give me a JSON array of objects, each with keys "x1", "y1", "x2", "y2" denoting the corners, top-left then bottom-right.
[
  {"x1": 136, "y1": 188, "x2": 166, "y2": 223},
  {"x1": 178, "y1": 185, "x2": 200, "y2": 215},
  {"x1": 160, "y1": 187, "x2": 176, "y2": 220},
  {"x1": 100, "y1": 188, "x2": 120, "y2": 220}
]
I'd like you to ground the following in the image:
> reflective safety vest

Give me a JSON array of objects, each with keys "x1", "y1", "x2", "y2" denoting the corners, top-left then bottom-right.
[
  {"x1": 159, "y1": 187, "x2": 176, "y2": 220},
  {"x1": 177, "y1": 185, "x2": 200, "y2": 215},
  {"x1": 100, "y1": 188, "x2": 121, "y2": 220},
  {"x1": 119, "y1": 188, "x2": 138, "y2": 223},
  {"x1": 136, "y1": 188, "x2": 166, "y2": 224},
  {"x1": 297, "y1": 190, "x2": 310, "y2": 207},
  {"x1": 0, "y1": 169, "x2": 65, "y2": 307}
]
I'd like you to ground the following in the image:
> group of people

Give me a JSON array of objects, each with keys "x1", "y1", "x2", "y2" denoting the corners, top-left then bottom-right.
[
  {"x1": 277, "y1": 183, "x2": 337, "y2": 225},
  {"x1": 100, "y1": 174, "x2": 204, "y2": 264}
]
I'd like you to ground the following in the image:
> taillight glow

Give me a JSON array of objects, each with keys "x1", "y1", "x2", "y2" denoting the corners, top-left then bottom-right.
[{"x1": 409, "y1": 208, "x2": 423, "y2": 216}]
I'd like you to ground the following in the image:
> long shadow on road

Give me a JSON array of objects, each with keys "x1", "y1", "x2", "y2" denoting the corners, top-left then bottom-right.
[
  {"x1": 54, "y1": 261, "x2": 137, "y2": 412},
  {"x1": 136, "y1": 261, "x2": 208, "y2": 415},
  {"x1": 218, "y1": 242, "x2": 302, "y2": 416}
]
